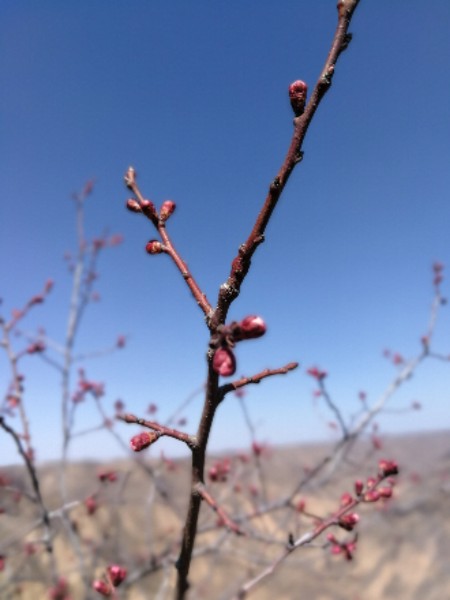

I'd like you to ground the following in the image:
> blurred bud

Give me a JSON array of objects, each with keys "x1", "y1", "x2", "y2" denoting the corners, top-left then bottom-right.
[
  {"x1": 378, "y1": 486, "x2": 393, "y2": 499},
  {"x1": 145, "y1": 240, "x2": 164, "y2": 255},
  {"x1": 107, "y1": 565, "x2": 127, "y2": 587},
  {"x1": 126, "y1": 198, "x2": 142, "y2": 213},
  {"x1": 85, "y1": 496, "x2": 98, "y2": 515},
  {"x1": 289, "y1": 80, "x2": 308, "y2": 116},
  {"x1": 160, "y1": 200, "x2": 176, "y2": 221},
  {"x1": 92, "y1": 580, "x2": 111, "y2": 596},
  {"x1": 340, "y1": 492, "x2": 353, "y2": 507},
  {"x1": 306, "y1": 366, "x2": 327, "y2": 380},
  {"x1": 212, "y1": 347, "x2": 236, "y2": 377},
  {"x1": 338, "y1": 512, "x2": 360, "y2": 531},
  {"x1": 130, "y1": 431, "x2": 159, "y2": 452},
  {"x1": 378, "y1": 459, "x2": 399, "y2": 478},
  {"x1": 354, "y1": 480, "x2": 364, "y2": 496},
  {"x1": 363, "y1": 489, "x2": 380, "y2": 503}
]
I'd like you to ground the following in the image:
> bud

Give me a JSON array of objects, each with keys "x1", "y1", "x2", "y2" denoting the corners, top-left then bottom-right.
[
  {"x1": 140, "y1": 199, "x2": 158, "y2": 221},
  {"x1": 124, "y1": 166, "x2": 136, "y2": 189},
  {"x1": 378, "y1": 459, "x2": 399, "y2": 478},
  {"x1": 85, "y1": 495, "x2": 98, "y2": 515},
  {"x1": 378, "y1": 486, "x2": 393, "y2": 499},
  {"x1": 92, "y1": 580, "x2": 111, "y2": 596},
  {"x1": 363, "y1": 489, "x2": 380, "y2": 503},
  {"x1": 306, "y1": 366, "x2": 327, "y2": 380},
  {"x1": 354, "y1": 480, "x2": 364, "y2": 496},
  {"x1": 160, "y1": 200, "x2": 176, "y2": 221},
  {"x1": 289, "y1": 80, "x2": 308, "y2": 116},
  {"x1": 126, "y1": 198, "x2": 142, "y2": 213},
  {"x1": 145, "y1": 240, "x2": 164, "y2": 255},
  {"x1": 130, "y1": 431, "x2": 159, "y2": 452},
  {"x1": 107, "y1": 565, "x2": 127, "y2": 587},
  {"x1": 212, "y1": 347, "x2": 236, "y2": 377},
  {"x1": 340, "y1": 492, "x2": 353, "y2": 507},
  {"x1": 338, "y1": 512, "x2": 360, "y2": 531},
  {"x1": 238, "y1": 315, "x2": 267, "y2": 340}
]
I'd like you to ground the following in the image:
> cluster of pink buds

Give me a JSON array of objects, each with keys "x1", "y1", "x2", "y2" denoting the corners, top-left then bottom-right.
[
  {"x1": 26, "y1": 340, "x2": 46, "y2": 354},
  {"x1": 93, "y1": 564, "x2": 127, "y2": 597},
  {"x1": 211, "y1": 315, "x2": 267, "y2": 377},
  {"x1": 327, "y1": 533, "x2": 357, "y2": 560}
]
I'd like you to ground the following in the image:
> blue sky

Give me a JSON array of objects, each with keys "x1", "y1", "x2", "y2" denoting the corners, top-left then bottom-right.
[{"x1": 1, "y1": 1, "x2": 450, "y2": 464}]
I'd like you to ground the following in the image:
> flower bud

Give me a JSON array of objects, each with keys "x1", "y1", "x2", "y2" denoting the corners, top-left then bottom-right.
[
  {"x1": 212, "y1": 347, "x2": 236, "y2": 377},
  {"x1": 160, "y1": 200, "x2": 176, "y2": 221},
  {"x1": 107, "y1": 565, "x2": 127, "y2": 587},
  {"x1": 354, "y1": 480, "x2": 364, "y2": 496},
  {"x1": 363, "y1": 489, "x2": 380, "y2": 503},
  {"x1": 130, "y1": 431, "x2": 159, "y2": 452},
  {"x1": 126, "y1": 198, "x2": 142, "y2": 213},
  {"x1": 378, "y1": 459, "x2": 399, "y2": 478},
  {"x1": 338, "y1": 512, "x2": 359, "y2": 531},
  {"x1": 145, "y1": 240, "x2": 164, "y2": 255},
  {"x1": 238, "y1": 315, "x2": 267, "y2": 340},
  {"x1": 289, "y1": 80, "x2": 308, "y2": 116},
  {"x1": 340, "y1": 492, "x2": 353, "y2": 507},
  {"x1": 140, "y1": 199, "x2": 158, "y2": 221},
  {"x1": 124, "y1": 166, "x2": 136, "y2": 189},
  {"x1": 92, "y1": 580, "x2": 111, "y2": 596}
]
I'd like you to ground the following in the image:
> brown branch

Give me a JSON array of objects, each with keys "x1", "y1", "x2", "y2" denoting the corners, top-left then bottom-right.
[
  {"x1": 124, "y1": 172, "x2": 213, "y2": 319},
  {"x1": 118, "y1": 413, "x2": 197, "y2": 448},
  {"x1": 211, "y1": 0, "x2": 360, "y2": 329},
  {"x1": 219, "y1": 361, "x2": 299, "y2": 402},
  {"x1": 196, "y1": 483, "x2": 245, "y2": 536}
]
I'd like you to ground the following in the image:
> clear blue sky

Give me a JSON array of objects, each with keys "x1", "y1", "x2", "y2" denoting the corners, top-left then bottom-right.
[{"x1": 1, "y1": 1, "x2": 450, "y2": 464}]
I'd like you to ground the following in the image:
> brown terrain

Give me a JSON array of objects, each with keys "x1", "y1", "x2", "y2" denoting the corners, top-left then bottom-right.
[{"x1": 1, "y1": 429, "x2": 449, "y2": 599}]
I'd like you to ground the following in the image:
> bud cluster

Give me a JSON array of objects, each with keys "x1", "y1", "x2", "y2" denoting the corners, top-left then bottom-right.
[{"x1": 210, "y1": 315, "x2": 267, "y2": 377}]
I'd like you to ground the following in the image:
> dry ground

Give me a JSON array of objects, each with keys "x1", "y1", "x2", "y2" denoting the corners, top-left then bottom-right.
[{"x1": 1, "y1": 430, "x2": 449, "y2": 599}]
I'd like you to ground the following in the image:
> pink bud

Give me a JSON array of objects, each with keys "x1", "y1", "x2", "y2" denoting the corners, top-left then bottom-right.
[
  {"x1": 130, "y1": 431, "x2": 159, "y2": 452},
  {"x1": 92, "y1": 580, "x2": 111, "y2": 596},
  {"x1": 238, "y1": 315, "x2": 267, "y2": 340},
  {"x1": 340, "y1": 492, "x2": 353, "y2": 507},
  {"x1": 107, "y1": 565, "x2": 127, "y2": 587},
  {"x1": 212, "y1": 347, "x2": 236, "y2": 377},
  {"x1": 160, "y1": 200, "x2": 176, "y2": 221},
  {"x1": 354, "y1": 480, "x2": 364, "y2": 496},
  {"x1": 306, "y1": 366, "x2": 327, "y2": 380},
  {"x1": 288, "y1": 80, "x2": 308, "y2": 116},
  {"x1": 378, "y1": 459, "x2": 399, "y2": 478},
  {"x1": 363, "y1": 489, "x2": 380, "y2": 503},
  {"x1": 378, "y1": 486, "x2": 393, "y2": 499},
  {"x1": 338, "y1": 512, "x2": 360, "y2": 531},
  {"x1": 126, "y1": 198, "x2": 142, "y2": 213},
  {"x1": 85, "y1": 496, "x2": 98, "y2": 515},
  {"x1": 145, "y1": 240, "x2": 164, "y2": 255},
  {"x1": 140, "y1": 199, "x2": 158, "y2": 221}
]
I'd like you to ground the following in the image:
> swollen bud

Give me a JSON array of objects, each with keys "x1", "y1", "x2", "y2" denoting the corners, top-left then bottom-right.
[
  {"x1": 289, "y1": 80, "x2": 308, "y2": 117},
  {"x1": 107, "y1": 565, "x2": 127, "y2": 587},
  {"x1": 160, "y1": 200, "x2": 176, "y2": 221},
  {"x1": 145, "y1": 240, "x2": 164, "y2": 255},
  {"x1": 212, "y1": 347, "x2": 236, "y2": 377},
  {"x1": 130, "y1": 431, "x2": 159, "y2": 452},
  {"x1": 238, "y1": 315, "x2": 267, "y2": 340},
  {"x1": 126, "y1": 198, "x2": 142, "y2": 213}
]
